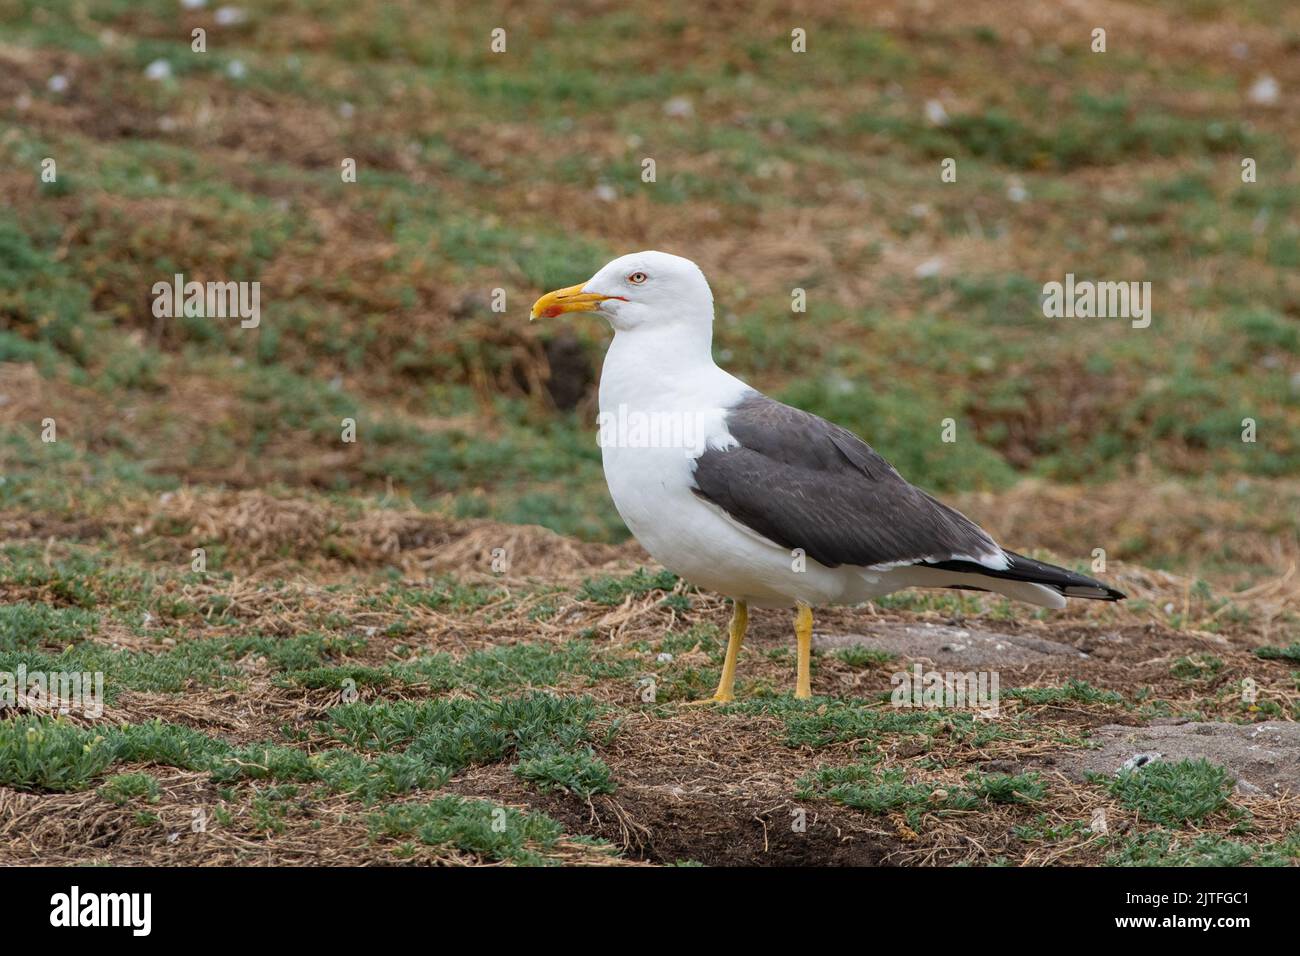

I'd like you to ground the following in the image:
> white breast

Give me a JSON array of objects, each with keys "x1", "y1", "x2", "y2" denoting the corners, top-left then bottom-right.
[{"x1": 596, "y1": 332, "x2": 861, "y2": 608}]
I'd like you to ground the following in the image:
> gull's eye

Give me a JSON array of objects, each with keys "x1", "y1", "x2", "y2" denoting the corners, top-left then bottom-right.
[{"x1": 627, "y1": 272, "x2": 648, "y2": 285}]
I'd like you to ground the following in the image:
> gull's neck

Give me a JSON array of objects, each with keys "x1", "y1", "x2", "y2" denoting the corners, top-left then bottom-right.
[{"x1": 599, "y1": 320, "x2": 746, "y2": 412}]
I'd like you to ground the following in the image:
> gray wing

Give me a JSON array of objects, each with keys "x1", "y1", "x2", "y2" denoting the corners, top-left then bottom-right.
[{"x1": 690, "y1": 392, "x2": 1002, "y2": 570}]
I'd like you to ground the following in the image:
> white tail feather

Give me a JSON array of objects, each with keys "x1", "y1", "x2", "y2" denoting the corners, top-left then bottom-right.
[{"x1": 885, "y1": 566, "x2": 1067, "y2": 609}]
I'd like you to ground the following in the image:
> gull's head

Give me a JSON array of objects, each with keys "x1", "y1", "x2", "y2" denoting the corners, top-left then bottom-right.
[{"x1": 529, "y1": 251, "x2": 713, "y2": 334}]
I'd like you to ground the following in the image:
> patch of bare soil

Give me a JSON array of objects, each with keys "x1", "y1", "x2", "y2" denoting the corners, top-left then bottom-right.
[
  {"x1": 543, "y1": 787, "x2": 898, "y2": 866},
  {"x1": 446, "y1": 764, "x2": 900, "y2": 867}
]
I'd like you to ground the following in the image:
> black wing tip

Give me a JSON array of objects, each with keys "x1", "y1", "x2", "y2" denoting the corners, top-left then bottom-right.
[
  {"x1": 1004, "y1": 550, "x2": 1126, "y2": 601},
  {"x1": 1060, "y1": 583, "x2": 1127, "y2": 602},
  {"x1": 928, "y1": 550, "x2": 1127, "y2": 602}
]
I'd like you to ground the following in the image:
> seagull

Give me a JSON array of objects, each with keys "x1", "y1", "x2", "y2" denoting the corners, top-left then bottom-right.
[{"x1": 531, "y1": 251, "x2": 1124, "y2": 703}]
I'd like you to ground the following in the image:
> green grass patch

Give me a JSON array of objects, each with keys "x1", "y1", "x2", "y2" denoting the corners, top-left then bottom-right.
[
  {"x1": 1096, "y1": 758, "x2": 1235, "y2": 827},
  {"x1": 98, "y1": 772, "x2": 161, "y2": 805},
  {"x1": 0, "y1": 716, "x2": 116, "y2": 792},
  {"x1": 513, "y1": 745, "x2": 616, "y2": 798},
  {"x1": 1255, "y1": 643, "x2": 1300, "y2": 663},
  {"x1": 1106, "y1": 828, "x2": 1300, "y2": 867},
  {"x1": 578, "y1": 568, "x2": 681, "y2": 606},
  {"x1": 325, "y1": 692, "x2": 613, "y2": 796},
  {"x1": 1171, "y1": 653, "x2": 1225, "y2": 680},
  {"x1": 727, "y1": 696, "x2": 1028, "y2": 751},
  {"x1": 1005, "y1": 679, "x2": 1126, "y2": 707},
  {"x1": 797, "y1": 760, "x2": 1044, "y2": 830},
  {"x1": 833, "y1": 646, "x2": 897, "y2": 668},
  {"x1": 366, "y1": 795, "x2": 576, "y2": 865}
]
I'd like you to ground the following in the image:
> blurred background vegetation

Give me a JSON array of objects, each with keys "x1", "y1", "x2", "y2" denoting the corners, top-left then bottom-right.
[{"x1": 1, "y1": 0, "x2": 1297, "y2": 583}]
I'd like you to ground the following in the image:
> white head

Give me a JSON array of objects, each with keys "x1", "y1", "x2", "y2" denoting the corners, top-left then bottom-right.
[{"x1": 530, "y1": 251, "x2": 714, "y2": 337}]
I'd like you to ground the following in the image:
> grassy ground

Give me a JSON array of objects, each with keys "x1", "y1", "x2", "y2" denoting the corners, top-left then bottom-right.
[
  {"x1": 1, "y1": 0, "x2": 1298, "y2": 864},
  {"x1": 1, "y1": 499, "x2": 1299, "y2": 864}
]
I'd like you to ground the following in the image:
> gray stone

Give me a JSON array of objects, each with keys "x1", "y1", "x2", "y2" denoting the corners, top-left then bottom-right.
[{"x1": 1062, "y1": 721, "x2": 1300, "y2": 796}]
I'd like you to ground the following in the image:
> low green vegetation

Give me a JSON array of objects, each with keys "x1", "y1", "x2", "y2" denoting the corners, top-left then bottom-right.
[
  {"x1": 726, "y1": 696, "x2": 1032, "y2": 751},
  {"x1": 0, "y1": 716, "x2": 116, "y2": 792},
  {"x1": 1, "y1": 690, "x2": 616, "y2": 803},
  {"x1": 797, "y1": 761, "x2": 1045, "y2": 830},
  {"x1": 98, "y1": 772, "x2": 161, "y2": 805},
  {"x1": 1105, "y1": 828, "x2": 1300, "y2": 867},
  {"x1": 833, "y1": 646, "x2": 897, "y2": 668},
  {"x1": 1255, "y1": 643, "x2": 1300, "y2": 663},
  {"x1": 1171, "y1": 654, "x2": 1225, "y2": 681},
  {"x1": 1004, "y1": 680, "x2": 1127, "y2": 707},
  {"x1": 367, "y1": 795, "x2": 576, "y2": 866},
  {"x1": 1095, "y1": 758, "x2": 1235, "y2": 828},
  {"x1": 578, "y1": 568, "x2": 681, "y2": 606}
]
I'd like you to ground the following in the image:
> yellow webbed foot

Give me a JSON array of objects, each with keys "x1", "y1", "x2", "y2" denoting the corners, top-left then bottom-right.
[{"x1": 681, "y1": 692, "x2": 734, "y2": 707}]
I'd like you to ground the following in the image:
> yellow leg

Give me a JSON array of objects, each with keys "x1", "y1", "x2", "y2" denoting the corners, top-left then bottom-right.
[
  {"x1": 795, "y1": 603, "x2": 813, "y2": 699},
  {"x1": 683, "y1": 601, "x2": 747, "y2": 706},
  {"x1": 710, "y1": 600, "x2": 747, "y2": 702}
]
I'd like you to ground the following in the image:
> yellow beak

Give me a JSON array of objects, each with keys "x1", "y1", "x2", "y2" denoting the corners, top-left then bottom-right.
[{"x1": 529, "y1": 281, "x2": 620, "y2": 320}]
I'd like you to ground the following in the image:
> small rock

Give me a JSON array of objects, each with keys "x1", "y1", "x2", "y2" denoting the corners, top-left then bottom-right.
[
  {"x1": 1247, "y1": 75, "x2": 1279, "y2": 106},
  {"x1": 914, "y1": 256, "x2": 945, "y2": 279},
  {"x1": 662, "y1": 96, "x2": 694, "y2": 118},
  {"x1": 214, "y1": 6, "x2": 247, "y2": 25},
  {"x1": 144, "y1": 59, "x2": 173, "y2": 82}
]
